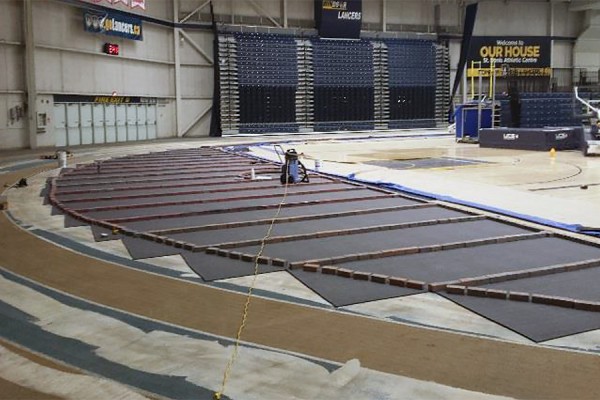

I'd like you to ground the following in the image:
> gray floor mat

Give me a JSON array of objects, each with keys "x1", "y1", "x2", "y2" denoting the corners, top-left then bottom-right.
[
  {"x1": 123, "y1": 197, "x2": 413, "y2": 232},
  {"x1": 169, "y1": 206, "x2": 469, "y2": 247},
  {"x1": 234, "y1": 220, "x2": 531, "y2": 262},
  {"x1": 64, "y1": 214, "x2": 87, "y2": 228},
  {"x1": 85, "y1": 189, "x2": 396, "y2": 220},
  {"x1": 55, "y1": 175, "x2": 254, "y2": 191},
  {"x1": 64, "y1": 183, "x2": 349, "y2": 209},
  {"x1": 442, "y1": 293, "x2": 600, "y2": 342},
  {"x1": 290, "y1": 269, "x2": 421, "y2": 307},
  {"x1": 340, "y1": 237, "x2": 600, "y2": 283},
  {"x1": 51, "y1": 206, "x2": 64, "y2": 216},
  {"x1": 122, "y1": 236, "x2": 181, "y2": 259},
  {"x1": 180, "y1": 251, "x2": 281, "y2": 281},
  {"x1": 54, "y1": 177, "x2": 333, "y2": 201},
  {"x1": 58, "y1": 169, "x2": 274, "y2": 186},
  {"x1": 482, "y1": 266, "x2": 600, "y2": 303}
]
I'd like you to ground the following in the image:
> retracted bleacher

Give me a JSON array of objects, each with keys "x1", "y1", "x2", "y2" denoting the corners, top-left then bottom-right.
[{"x1": 217, "y1": 31, "x2": 446, "y2": 135}]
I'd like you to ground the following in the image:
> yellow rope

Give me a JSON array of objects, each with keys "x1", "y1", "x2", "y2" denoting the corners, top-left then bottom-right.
[{"x1": 214, "y1": 175, "x2": 291, "y2": 400}]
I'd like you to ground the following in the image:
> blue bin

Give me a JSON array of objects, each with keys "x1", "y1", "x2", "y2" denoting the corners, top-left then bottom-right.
[{"x1": 455, "y1": 104, "x2": 493, "y2": 141}]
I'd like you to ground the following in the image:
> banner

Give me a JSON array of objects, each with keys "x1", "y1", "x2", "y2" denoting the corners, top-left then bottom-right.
[
  {"x1": 83, "y1": 10, "x2": 143, "y2": 41},
  {"x1": 130, "y1": 0, "x2": 145, "y2": 10},
  {"x1": 467, "y1": 36, "x2": 551, "y2": 77},
  {"x1": 81, "y1": 0, "x2": 130, "y2": 6},
  {"x1": 54, "y1": 94, "x2": 157, "y2": 104},
  {"x1": 315, "y1": 0, "x2": 362, "y2": 39}
]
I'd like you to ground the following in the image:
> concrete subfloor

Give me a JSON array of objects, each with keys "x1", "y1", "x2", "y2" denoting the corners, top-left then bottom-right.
[{"x1": 2, "y1": 131, "x2": 600, "y2": 399}]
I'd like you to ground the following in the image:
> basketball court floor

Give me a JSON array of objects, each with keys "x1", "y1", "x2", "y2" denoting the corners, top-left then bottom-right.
[{"x1": 2, "y1": 130, "x2": 600, "y2": 399}]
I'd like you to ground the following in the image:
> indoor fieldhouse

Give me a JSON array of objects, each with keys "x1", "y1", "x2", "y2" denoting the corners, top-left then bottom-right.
[{"x1": 2, "y1": 1, "x2": 600, "y2": 400}]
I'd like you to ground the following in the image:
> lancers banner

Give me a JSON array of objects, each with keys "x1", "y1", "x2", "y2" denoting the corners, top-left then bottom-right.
[
  {"x1": 315, "y1": 0, "x2": 362, "y2": 39},
  {"x1": 467, "y1": 36, "x2": 551, "y2": 77},
  {"x1": 83, "y1": 10, "x2": 143, "y2": 41}
]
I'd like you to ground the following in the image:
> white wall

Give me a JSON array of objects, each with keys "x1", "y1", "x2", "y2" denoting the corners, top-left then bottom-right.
[
  {"x1": 0, "y1": 0, "x2": 591, "y2": 149},
  {"x1": 0, "y1": 0, "x2": 27, "y2": 149},
  {"x1": 574, "y1": 10, "x2": 600, "y2": 71},
  {"x1": 0, "y1": 0, "x2": 215, "y2": 150}
]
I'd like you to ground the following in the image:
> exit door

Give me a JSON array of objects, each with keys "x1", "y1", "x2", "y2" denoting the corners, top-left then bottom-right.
[
  {"x1": 66, "y1": 103, "x2": 81, "y2": 146},
  {"x1": 126, "y1": 104, "x2": 137, "y2": 141},
  {"x1": 80, "y1": 104, "x2": 93, "y2": 145},
  {"x1": 105, "y1": 105, "x2": 117, "y2": 143},
  {"x1": 137, "y1": 104, "x2": 147, "y2": 140},
  {"x1": 147, "y1": 105, "x2": 157, "y2": 139},
  {"x1": 92, "y1": 104, "x2": 105, "y2": 144},
  {"x1": 116, "y1": 105, "x2": 127, "y2": 142},
  {"x1": 54, "y1": 104, "x2": 67, "y2": 147}
]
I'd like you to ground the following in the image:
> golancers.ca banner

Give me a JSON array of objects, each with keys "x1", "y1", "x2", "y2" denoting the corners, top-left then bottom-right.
[
  {"x1": 83, "y1": 10, "x2": 143, "y2": 41},
  {"x1": 467, "y1": 36, "x2": 551, "y2": 77}
]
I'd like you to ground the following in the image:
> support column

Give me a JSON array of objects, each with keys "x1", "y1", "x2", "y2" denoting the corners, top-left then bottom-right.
[
  {"x1": 24, "y1": 0, "x2": 37, "y2": 149},
  {"x1": 173, "y1": 0, "x2": 182, "y2": 137},
  {"x1": 382, "y1": 0, "x2": 387, "y2": 32},
  {"x1": 549, "y1": 1, "x2": 554, "y2": 70}
]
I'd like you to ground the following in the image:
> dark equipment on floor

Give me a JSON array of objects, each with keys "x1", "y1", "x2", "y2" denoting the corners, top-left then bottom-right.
[
  {"x1": 16, "y1": 178, "x2": 28, "y2": 188},
  {"x1": 280, "y1": 149, "x2": 309, "y2": 184}
]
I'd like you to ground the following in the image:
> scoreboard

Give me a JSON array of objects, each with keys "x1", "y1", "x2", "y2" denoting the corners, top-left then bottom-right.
[{"x1": 315, "y1": 0, "x2": 362, "y2": 39}]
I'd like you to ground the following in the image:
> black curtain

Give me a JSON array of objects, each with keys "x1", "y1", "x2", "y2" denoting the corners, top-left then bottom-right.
[
  {"x1": 208, "y1": 1, "x2": 222, "y2": 137},
  {"x1": 449, "y1": 3, "x2": 478, "y2": 114}
]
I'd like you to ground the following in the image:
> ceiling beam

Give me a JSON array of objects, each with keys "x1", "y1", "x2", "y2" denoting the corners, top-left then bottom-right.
[
  {"x1": 180, "y1": 0, "x2": 212, "y2": 23},
  {"x1": 246, "y1": 0, "x2": 282, "y2": 28},
  {"x1": 569, "y1": 0, "x2": 600, "y2": 12}
]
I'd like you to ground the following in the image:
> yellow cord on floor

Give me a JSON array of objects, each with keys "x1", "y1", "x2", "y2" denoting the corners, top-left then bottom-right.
[{"x1": 214, "y1": 176, "x2": 291, "y2": 400}]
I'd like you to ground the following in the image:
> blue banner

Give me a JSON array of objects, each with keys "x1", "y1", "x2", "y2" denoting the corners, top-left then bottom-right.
[{"x1": 83, "y1": 10, "x2": 143, "y2": 41}]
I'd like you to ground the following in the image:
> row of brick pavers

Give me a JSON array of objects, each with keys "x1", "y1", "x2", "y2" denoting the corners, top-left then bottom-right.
[
  {"x1": 292, "y1": 257, "x2": 600, "y2": 313},
  {"x1": 57, "y1": 164, "x2": 277, "y2": 182},
  {"x1": 57, "y1": 181, "x2": 339, "y2": 205},
  {"x1": 85, "y1": 153, "x2": 239, "y2": 165},
  {"x1": 149, "y1": 203, "x2": 437, "y2": 235},
  {"x1": 49, "y1": 176, "x2": 401, "y2": 248},
  {"x1": 103, "y1": 193, "x2": 397, "y2": 224},
  {"x1": 70, "y1": 204, "x2": 440, "y2": 247},
  {"x1": 62, "y1": 159, "x2": 263, "y2": 175},
  {"x1": 70, "y1": 186, "x2": 365, "y2": 213},
  {"x1": 445, "y1": 281, "x2": 600, "y2": 312},
  {"x1": 428, "y1": 258, "x2": 600, "y2": 293},
  {"x1": 196, "y1": 232, "x2": 551, "y2": 291},
  {"x1": 300, "y1": 263, "x2": 428, "y2": 289},
  {"x1": 206, "y1": 215, "x2": 485, "y2": 252},
  {"x1": 282, "y1": 231, "x2": 550, "y2": 268},
  {"x1": 52, "y1": 174, "x2": 337, "y2": 197},
  {"x1": 54, "y1": 172, "x2": 278, "y2": 190},
  {"x1": 63, "y1": 150, "x2": 244, "y2": 168},
  {"x1": 131, "y1": 229, "x2": 547, "y2": 269}
]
